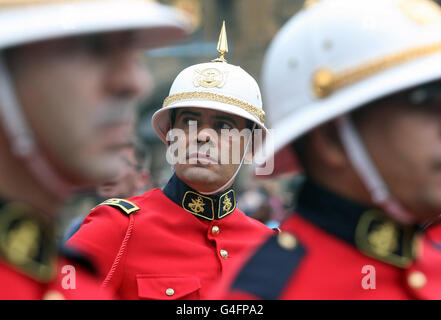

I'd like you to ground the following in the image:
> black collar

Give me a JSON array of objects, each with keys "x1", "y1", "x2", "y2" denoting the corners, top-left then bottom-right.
[
  {"x1": 163, "y1": 174, "x2": 237, "y2": 221},
  {"x1": 295, "y1": 179, "x2": 420, "y2": 268}
]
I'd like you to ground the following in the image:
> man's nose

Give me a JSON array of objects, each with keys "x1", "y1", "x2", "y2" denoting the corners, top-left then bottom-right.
[
  {"x1": 104, "y1": 50, "x2": 152, "y2": 100},
  {"x1": 197, "y1": 125, "x2": 217, "y2": 144}
]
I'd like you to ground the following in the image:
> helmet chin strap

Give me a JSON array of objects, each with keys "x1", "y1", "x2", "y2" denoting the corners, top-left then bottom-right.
[
  {"x1": 337, "y1": 115, "x2": 415, "y2": 225},
  {"x1": 0, "y1": 53, "x2": 72, "y2": 201},
  {"x1": 200, "y1": 123, "x2": 256, "y2": 196}
]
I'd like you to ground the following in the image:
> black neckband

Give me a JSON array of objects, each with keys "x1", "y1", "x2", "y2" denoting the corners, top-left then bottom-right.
[{"x1": 163, "y1": 173, "x2": 237, "y2": 221}]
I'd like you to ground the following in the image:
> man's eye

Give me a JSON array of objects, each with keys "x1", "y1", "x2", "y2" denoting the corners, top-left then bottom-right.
[
  {"x1": 218, "y1": 122, "x2": 232, "y2": 130},
  {"x1": 183, "y1": 118, "x2": 197, "y2": 126},
  {"x1": 79, "y1": 36, "x2": 107, "y2": 56}
]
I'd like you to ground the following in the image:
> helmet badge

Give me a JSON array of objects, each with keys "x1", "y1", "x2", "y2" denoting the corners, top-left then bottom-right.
[{"x1": 193, "y1": 68, "x2": 228, "y2": 88}]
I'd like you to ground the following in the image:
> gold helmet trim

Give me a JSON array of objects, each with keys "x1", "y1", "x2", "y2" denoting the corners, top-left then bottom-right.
[
  {"x1": 163, "y1": 91, "x2": 265, "y2": 123},
  {"x1": 313, "y1": 42, "x2": 441, "y2": 98}
]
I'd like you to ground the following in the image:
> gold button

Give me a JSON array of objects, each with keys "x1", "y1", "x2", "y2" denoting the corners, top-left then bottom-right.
[
  {"x1": 313, "y1": 68, "x2": 334, "y2": 98},
  {"x1": 165, "y1": 288, "x2": 175, "y2": 296},
  {"x1": 42, "y1": 290, "x2": 65, "y2": 300},
  {"x1": 277, "y1": 232, "x2": 297, "y2": 250},
  {"x1": 408, "y1": 271, "x2": 427, "y2": 289},
  {"x1": 212, "y1": 226, "x2": 220, "y2": 235},
  {"x1": 220, "y1": 249, "x2": 228, "y2": 259}
]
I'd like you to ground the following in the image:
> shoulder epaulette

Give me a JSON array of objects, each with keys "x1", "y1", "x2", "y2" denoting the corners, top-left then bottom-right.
[
  {"x1": 96, "y1": 198, "x2": 140, "y2": 215},
  {"x1": 230, "y1": 232, "x2": 306, "y2": 300}
]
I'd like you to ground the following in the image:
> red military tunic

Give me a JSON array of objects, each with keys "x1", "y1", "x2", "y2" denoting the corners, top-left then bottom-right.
[
  {"x1": 66, "y1": 173, "x2": 273, "y2": 299},
  {"x1": 0, "y1": 202, "x2": 113, "y2": 299},
  {"x1": 212, "y1": 179, "x2": 441, "y2": 299}
]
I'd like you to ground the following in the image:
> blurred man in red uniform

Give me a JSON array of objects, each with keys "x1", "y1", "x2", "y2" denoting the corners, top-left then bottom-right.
[
  {"x1": 96, "y1": 142, "x2": 150, "y2": 200},
  {"x1": 0, "y1": 0, "x2": 191, "y2": 299},
  {"x1": 62, "y1": 140, "x2": 151, "y2": 243},
  {"x1": 212, "y1": 0, "x2": 441, "y2": 299},
  {"x1": 66, "y1": 23, "x2": 273, "y2": 300}
]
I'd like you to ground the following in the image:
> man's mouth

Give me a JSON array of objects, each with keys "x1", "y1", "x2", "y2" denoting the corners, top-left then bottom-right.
[
  {"x1": 99, "y1": 120, "x2": 135, "y2": 149},
  {"x1": 187, "y1": 152, "x2": 218, "y2": 165},
  {"x1": 100, "y1": 181, "x2": 118, "y2": 189}
]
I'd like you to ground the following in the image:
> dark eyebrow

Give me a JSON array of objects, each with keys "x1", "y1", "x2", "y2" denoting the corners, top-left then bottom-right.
[
  {"x1": 176, "y1": 110, "x2": 202, "y2": 120},
  {"x1": 213, "y1": 115, "x2": 238, "y2": 127}
]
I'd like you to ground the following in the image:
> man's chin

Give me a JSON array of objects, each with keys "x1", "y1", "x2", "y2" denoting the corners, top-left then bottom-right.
[
  {"x1": 67, "y1": 155, "x2": 121, "y2": 186},
  {"x1": 177, "y1": 166, "x2": 220, "y2": 185}
]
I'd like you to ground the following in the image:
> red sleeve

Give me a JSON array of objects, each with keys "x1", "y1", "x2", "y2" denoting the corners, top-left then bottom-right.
[{"x1": 65, "y1": 205, "x2": 130, "y2": 281}]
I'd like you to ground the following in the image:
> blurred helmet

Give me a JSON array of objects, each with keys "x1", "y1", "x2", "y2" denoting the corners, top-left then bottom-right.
[
  {"x1": 0, "y1": 0, "x2": 192, "y2": 50},
  {"x1": 262, "y1": 0, "x2": 441, "y2": 175},
  {"x1": 152, "y1": 22, "x2": 267, "y2": 143}
]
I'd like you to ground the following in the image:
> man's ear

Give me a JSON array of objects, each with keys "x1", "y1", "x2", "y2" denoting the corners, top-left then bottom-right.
[
  {"x1": 309, "y1": 121, "x2": 347, "y2": 169},
  {"x1": 165, "y1": 123, "x2": 171, "y2": 147},
  {"x1": 243, "y1": 123, "x2": 260, "y2": 164},
  {"x1": 136, "y1": 170, "x2": 150, "y2": 193}
]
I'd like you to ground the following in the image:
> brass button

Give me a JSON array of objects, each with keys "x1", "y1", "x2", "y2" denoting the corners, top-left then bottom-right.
[
  {"x1": 43, "y1": 290, "x2": 65, "y2": 300},
  {"x1": 212, "y1": 226, "x2": 220, "y2": 235},
  {"x1": 277, "y1": 232, "x2": 297, "y2": 250},
  {"x1": 165, "y1": 288, "x2": 175, "y2": 296},
  {"x1": 220, "y1": 249, "x2": 228, "y2": 259},
  {"x1": 313, "y1": 68, "x2": 334, "y2": 98},
  {"x1": 408, "y1": 271, "x2": 427, "y2": 289}
]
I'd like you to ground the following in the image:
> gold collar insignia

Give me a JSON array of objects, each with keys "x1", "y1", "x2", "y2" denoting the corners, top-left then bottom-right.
[
  {"x1": 355, "y1": 210, "x2": 419, "y2": 268},
  {"x1": 0, "y1": 202, "x2": 57, "y2": 281},
  {"x1": 182, "y1": 189, "x2": 236, "y2": 221}
]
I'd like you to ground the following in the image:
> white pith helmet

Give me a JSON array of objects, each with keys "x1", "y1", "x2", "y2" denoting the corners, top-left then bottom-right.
[
  {"x1": 0, "y1": 0, "x2": 192, "y2": 50},
  {"x1": 0, "y1": 0, "x2": 192, "y2": 199},
  {"x1": 152, "y1": 21, "x2": 267, "y2": 143},
  {"x1": 262, "y1": 0, "x2": 441, "y2": 176}
]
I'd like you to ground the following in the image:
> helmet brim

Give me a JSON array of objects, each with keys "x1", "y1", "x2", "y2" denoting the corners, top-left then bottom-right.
[{"x1": 0, "y1": 1, "x2": 192, "y2": 50}]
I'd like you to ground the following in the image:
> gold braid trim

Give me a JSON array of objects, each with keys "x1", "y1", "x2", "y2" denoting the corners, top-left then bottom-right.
[
  {"x1": 313, "y1": 42, "x2": 441, "y2": 98},
  {"x1": 162, "y1": 91, "x2": 265, "y2": 123}
]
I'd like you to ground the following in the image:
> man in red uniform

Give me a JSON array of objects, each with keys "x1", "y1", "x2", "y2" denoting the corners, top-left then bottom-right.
[
  {"x1": 212, "y1": 0, "x2": 441, "y2": 299},
  {"x1": 66, "y1": 23, "x2": 274, "y2": 299},
  {"x1": 0, "y1": 0, "x2": 191, "y2": 299}
]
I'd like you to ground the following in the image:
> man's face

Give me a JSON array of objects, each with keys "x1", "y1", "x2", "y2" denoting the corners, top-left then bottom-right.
[
  {"x1": 96, "y1": 146, "x2": 148, "y2": 199},
  {"x1": 356, "y1": 92, "x2": 441, "y2": 221},
  {"x1": 8, "y1": 32, "x2": 151, "y2": 185},
  {"x1": 171, "y1": 107, "x2": 250, "y2": 193}
]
